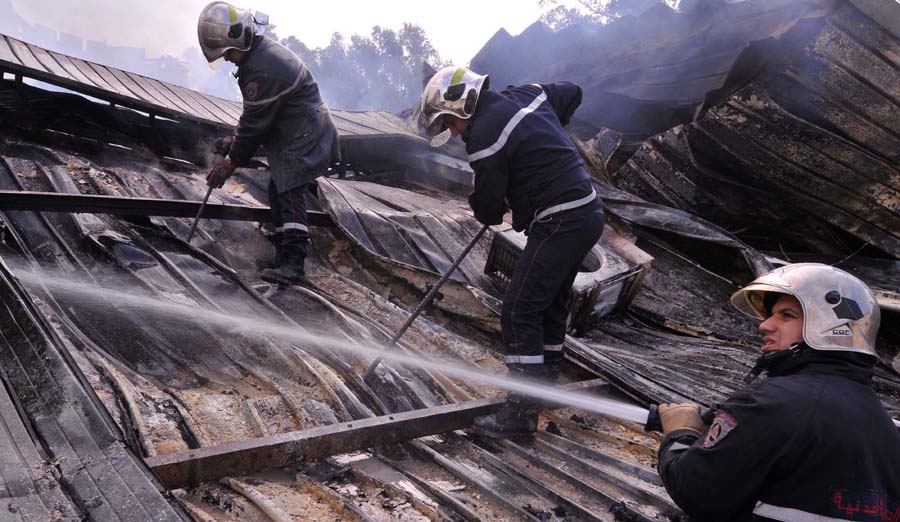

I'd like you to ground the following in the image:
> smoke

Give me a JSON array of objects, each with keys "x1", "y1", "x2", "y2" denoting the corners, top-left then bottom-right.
[
  {"x1": 0, "y1": 0, "x2": 240, "y2": 100},
  {"x1": 7, "y1": 0, "x2": 207, "y2": 59}
]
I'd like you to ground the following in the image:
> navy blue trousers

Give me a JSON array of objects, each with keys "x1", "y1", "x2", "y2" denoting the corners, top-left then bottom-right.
[
  {"x1": 501, "y1": 198, "x2": 605, "y2": 368},
  {"x1": 268, "y1": 178, "x2": 311, "y2": 260}
]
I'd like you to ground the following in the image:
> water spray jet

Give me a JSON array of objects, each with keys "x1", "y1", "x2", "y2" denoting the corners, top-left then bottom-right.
[
  {"x1": 12, "y1": 266, "x2": 651, "y2": 425},
  {"x1": 14, "y1": 266, "x2": 899, "y2": 432}
]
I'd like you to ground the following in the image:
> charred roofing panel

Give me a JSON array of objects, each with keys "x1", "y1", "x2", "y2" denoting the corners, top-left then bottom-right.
[
  {"x1": 613, "y1": 1, "x2": 900, "y2": 258},
  {"x1": 0, "y1": 380, "x2": 81, "y2": 521}
]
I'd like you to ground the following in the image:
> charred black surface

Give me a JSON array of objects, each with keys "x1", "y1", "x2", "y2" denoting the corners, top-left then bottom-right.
[{"x1": 613, "y1": 2, "x2": 900, "y2": 259}]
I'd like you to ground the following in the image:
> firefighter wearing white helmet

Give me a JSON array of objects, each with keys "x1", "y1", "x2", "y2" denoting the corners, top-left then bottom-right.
[
  {"x1": 197, "y1": 1, "x2": 269, "y2": 62},
  {"x1": 730, "y1": 263, "x2": 880, "y2": 357},
  {"x1": 420, "y1": 66, "x2": 489, "y2": 147},
  {"x1": 197, "y1": 2, "x2": 340, "y2": 287},
  {"x1": 418, "y1": 66, "x2": 605, "y2": 438},
  {"x1": 652, "y1": 263, "x2": 900, "y2": 521}
]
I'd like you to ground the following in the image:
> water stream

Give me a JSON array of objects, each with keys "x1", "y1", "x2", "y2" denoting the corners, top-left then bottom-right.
[{"x1": 12, "y1": 266, "x2": 652, "y2": 425}]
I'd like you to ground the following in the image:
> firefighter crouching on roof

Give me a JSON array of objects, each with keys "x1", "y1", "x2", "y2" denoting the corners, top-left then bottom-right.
[
  {"x1": 197, "y1": 2, "x2": 340, "y2": 287},
  {"x1": 656, "y1": 263, "x2": 900, "y2": 521},
  {"x1": 419, "y1": 66, "x2": 605, "y2": 438}
]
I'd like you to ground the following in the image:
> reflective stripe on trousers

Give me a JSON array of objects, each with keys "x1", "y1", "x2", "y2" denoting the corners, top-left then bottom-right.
[
  {"x1": 505, "y1": 354, "x2": 544, "y2": 364},
  {"x1": 278, "y1": 222, "x2": 309, "y2": 233}
]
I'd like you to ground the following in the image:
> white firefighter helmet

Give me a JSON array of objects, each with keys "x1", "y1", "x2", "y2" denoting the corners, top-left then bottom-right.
[
  {"x1": 197, "y1": 2, "x2": 269, "y2": 62},
  {"x1": 420, "y1": 66, "x2": 489, "y2": 147},
  {"x1": 730, "y1": 263, "x2": 880, "y2": 358}
]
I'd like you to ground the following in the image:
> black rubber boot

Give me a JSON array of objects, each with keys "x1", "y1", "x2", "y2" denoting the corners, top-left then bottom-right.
[
  {"x1": 472, "y1": 364, "x2": 548, "y2": 439},
  {"x1": 260, "y1": 256, "x2": 312, "y2": 287}
]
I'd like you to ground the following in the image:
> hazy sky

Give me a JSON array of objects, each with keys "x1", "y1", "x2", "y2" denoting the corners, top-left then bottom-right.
[{"x1": 9, "y1": 0, "x2": 572, "y2": 65}]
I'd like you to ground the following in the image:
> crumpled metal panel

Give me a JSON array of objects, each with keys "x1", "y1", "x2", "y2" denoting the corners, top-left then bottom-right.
[
  {"x1": 316, "y1": 177, "x2": 651, "y2": 332},
  {"x1": 614, "y1": 2, "x2": 900, "y2": 259}
]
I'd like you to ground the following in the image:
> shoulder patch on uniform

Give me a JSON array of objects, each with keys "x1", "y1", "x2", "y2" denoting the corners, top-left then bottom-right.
[
  {"x1": 244, "y1": 81, "x2": 259, "y2": 101},
  {"x1": 701, "y1": 411, "x2": 737, "y2": 448}
]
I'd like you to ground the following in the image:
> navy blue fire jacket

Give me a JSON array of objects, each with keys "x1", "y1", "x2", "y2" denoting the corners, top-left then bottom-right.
[
  {"x1": 659, "y1": 350, "x2": 900, "y2": 521},
  {"x1": 230, "y1": 35, "x2": 340, "y2": 193},
  {"x1": 463, "y1": 83, "x2": 593, "y2": 231}
]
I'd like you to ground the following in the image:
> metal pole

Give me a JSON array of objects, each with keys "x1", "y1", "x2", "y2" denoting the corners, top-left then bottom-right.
[
  {"x1": 363, "y1": 224, "x2": 489, "y2": 379},
  {"x1": 185, "y1": 186, "x2": 214, "y2": 243}
]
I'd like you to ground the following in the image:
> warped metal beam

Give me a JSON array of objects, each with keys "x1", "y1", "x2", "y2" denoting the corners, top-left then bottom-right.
[
  {"x1": 0, "y1": 190, "x2": 334, "y2": 226},
  {"x1": 146, "y1": 379, "x2": 608, "y2": 489}
]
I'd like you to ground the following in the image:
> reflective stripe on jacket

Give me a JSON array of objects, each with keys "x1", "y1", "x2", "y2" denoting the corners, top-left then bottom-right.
[{"x1": 464, "y1": 82, "x2": 593, "y2": 231}]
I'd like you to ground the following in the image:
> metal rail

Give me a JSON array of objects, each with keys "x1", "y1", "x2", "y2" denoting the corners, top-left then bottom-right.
[
  {"x1": 145, "y1": 379, "x2": 607, "y2": 489},
  {"x1": 0, "y1": 190, "x2": 334, "y2": 226}
]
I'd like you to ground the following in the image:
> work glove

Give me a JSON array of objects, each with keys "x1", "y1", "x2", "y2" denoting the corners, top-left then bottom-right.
[
  {"x1": 658, "y1": 403, "x2": 706, "y2": 436},
  {"x1": 213, "y1": 135, "x2": 235, "y2": 157},
  {"x1": 207, "y1": 156, "x2": 236, "y2": 188}
]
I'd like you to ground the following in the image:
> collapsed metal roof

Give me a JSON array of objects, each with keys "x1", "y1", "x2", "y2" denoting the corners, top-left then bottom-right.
[
  {"x1": 612, "y1": 2, "x2": 900, "y2": 259},
  {"x1": 0, "y1": 1, "x2": 899, "y2": 520}
]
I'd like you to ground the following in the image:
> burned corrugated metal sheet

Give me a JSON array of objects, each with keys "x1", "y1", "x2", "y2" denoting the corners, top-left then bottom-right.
[
  {"x1": 0, "y1": 380, "x2": 81, "y2": 521},
  {"x1": 614, "y1": 1, "x2": 900, "y2": 259},
  {"x1": 317, "y1": 177, "x2": 504, "y2": 331},
  {"x1": 0, "y1": 126, "x2": 681, "y2": 520},
  {"x1": 0, "y1": 259, "x2": 189, "y2": 520}
]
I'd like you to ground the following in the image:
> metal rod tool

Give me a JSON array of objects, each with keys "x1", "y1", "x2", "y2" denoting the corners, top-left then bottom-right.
[
  {"x1": 185, "y1": 185, "x2": 214, "y2": 243},
  {"x1": 364, "y1": 224, "x2": 490, "y2": 378}
]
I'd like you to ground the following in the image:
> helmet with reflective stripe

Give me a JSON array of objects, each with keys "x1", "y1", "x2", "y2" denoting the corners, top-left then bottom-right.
[
  {"x1": 420, "y1": 66, "x2": 489, "y2": 146},
  {"x1": 197, "y1": 2, "x2": 269, "y2": 62},
  {"x1": 730, "y1": 263, "x2": 880, "y2": 358}
]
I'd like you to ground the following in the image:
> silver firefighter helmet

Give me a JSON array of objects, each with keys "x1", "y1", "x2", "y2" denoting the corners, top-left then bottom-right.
[
  {"x1": 420, "y1": 66, "x2": 488, "y2": 147},
  {"x1": 197, "y1": 2, "x2": 269, "y2": 62},
  {"x1": 731, "y1": 263, "x2": 880, "y2": 358}
]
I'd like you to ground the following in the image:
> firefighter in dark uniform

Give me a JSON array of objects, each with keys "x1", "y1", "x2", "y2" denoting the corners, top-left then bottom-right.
[
  {"x1": 654, "y1": 263, "x2": 900, "y2": 521},
  {"x1": 420, "y1": 66, "x2": 605, "y2": 437},
  {"x1": 197, "y1": 2, "x2": 340, "y2": 286}
]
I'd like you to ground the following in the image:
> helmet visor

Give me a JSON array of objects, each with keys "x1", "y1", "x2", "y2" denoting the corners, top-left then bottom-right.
[
  {"x1": 423, "y1": 111, "x2": 449, "y2": 137},
  {"x1": 731, "y1": 283, "x2": 792, "y2": 319}
]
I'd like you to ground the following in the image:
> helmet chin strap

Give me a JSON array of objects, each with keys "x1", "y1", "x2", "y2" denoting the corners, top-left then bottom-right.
[{"x1": 744, "y1": 342, "x2": 804, "y2": 384}]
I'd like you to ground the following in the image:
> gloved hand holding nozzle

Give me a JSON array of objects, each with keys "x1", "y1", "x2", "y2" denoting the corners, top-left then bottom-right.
[{"x1": 644, "y1": 402, "x2": 713, "y2": 435}]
